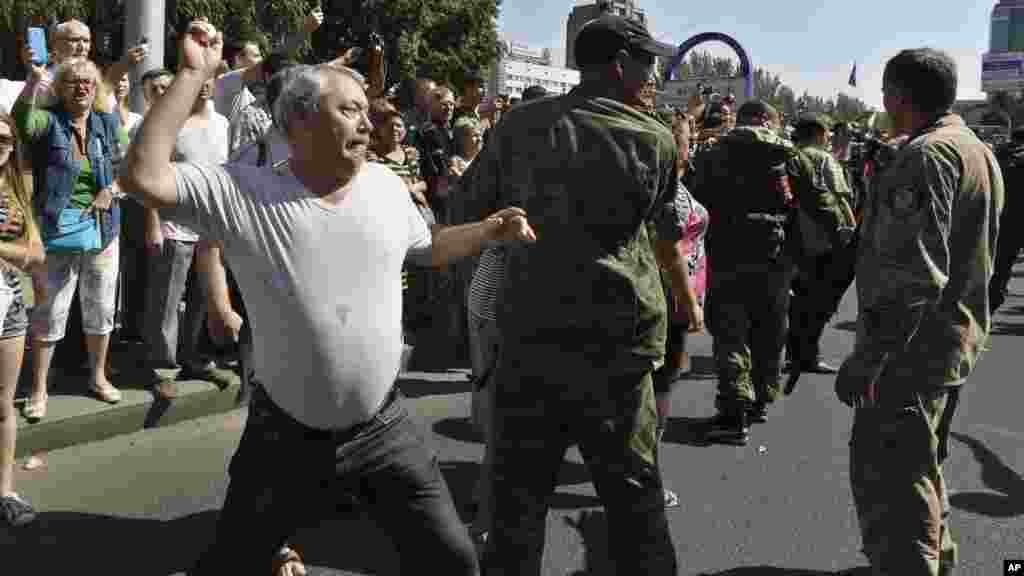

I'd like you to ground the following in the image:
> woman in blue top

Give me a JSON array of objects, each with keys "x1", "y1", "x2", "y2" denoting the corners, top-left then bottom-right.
[{"x1": 15, "y1": 53, "x2": 127, "y2": 418}]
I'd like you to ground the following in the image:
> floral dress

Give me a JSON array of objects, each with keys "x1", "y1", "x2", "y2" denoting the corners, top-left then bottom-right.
[{"x1": 676, "y1": 180, "x2": 709, "y2": 307}]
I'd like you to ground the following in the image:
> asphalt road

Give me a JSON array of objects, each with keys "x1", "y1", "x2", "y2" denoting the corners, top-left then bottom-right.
[{"x1": 2, "y1": 275, "x2": 1023, "y2": 575}]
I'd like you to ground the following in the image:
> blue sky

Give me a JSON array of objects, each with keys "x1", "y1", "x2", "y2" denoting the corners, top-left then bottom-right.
[{"x1": 498, "y1": 0, "x2": 994, "y2": 109}]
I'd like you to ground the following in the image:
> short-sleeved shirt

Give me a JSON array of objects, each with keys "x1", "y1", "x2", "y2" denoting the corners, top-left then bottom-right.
[
  {"x1": 856, "y1": 114, "x2": 1004, "y2": 389},
  {"x1": 168, "y1": 161, "x2": 433, "y2": 430},
  {"x1": 462, "y1": 86, "x2": 682, "y2": 369},
  {"x1": 164, "y1": 112, "x2": 230, "y2": 242}
]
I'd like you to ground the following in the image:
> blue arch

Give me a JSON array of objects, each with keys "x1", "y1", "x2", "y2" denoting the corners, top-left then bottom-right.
[{"x1": 663, "y1": 32, "x2": 753, "y2": 100}]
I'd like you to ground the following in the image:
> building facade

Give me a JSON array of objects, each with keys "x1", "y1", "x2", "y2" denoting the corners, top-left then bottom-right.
[
  {"x1": 488, "y1": 38, "x2": 580, "y2": 99},
  {"x1": 566, "y1": 0, "x2": 647, "y2": 70}
]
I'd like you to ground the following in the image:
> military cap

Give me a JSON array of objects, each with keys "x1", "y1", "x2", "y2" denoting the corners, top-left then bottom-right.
[
  {"x1": 574, "y1": 14, "x2": 670, "y2": 66},
  {"x1": 794, "y1": 113, "x2": 832, "y2": 133},
  {"x1": 521, "y1": 85, "x2": 548, "y2": 101}
]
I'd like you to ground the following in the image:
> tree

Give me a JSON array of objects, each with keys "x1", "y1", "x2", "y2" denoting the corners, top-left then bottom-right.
[{"x1": 1, "y1": 0, "x2": 502, "y2": 94}]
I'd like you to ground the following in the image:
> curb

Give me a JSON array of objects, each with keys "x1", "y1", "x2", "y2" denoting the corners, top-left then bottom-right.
[{"x1": 15, "y1": 375, "x2": 244, "y2": 459}]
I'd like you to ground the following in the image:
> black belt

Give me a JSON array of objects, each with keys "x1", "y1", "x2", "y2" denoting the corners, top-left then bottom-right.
[{"x1": 252, "y1": 382, "x2": 401, "y2": 443}]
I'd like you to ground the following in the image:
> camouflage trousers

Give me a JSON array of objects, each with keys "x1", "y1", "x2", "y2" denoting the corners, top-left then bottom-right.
[
  {"x1": 709, "y1": 262, "x2": 792, "y2": 408},
  {"x1": 849, "y1": 388, "x2": 959, "y2": 576}
]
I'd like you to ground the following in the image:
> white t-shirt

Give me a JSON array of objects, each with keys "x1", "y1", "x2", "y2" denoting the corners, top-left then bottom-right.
[
  {"x1": 0, "y1": 79, "x2": 25, "y2": 114},
  {"x1": 165, "y1": 112, "x2": 229, "y2": 242},
  {"x1": 170, "y1": 161, "x2": 433, "y2": 430}
]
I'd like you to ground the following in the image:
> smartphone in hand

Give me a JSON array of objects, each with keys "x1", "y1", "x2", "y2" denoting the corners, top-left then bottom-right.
[{"x1": 27, "y1": 27, "x2": 47, "y2": 66}]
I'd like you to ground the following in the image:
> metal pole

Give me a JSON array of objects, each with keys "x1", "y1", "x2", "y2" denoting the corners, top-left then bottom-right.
[{"x1": 124, "y1": 0, "x2": 165, "y2": 115}]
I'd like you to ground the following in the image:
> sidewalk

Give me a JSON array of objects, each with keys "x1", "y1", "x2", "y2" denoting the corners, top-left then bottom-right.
[{"x1": 13, "y1": 337, "x2": 243, "y2": 459}]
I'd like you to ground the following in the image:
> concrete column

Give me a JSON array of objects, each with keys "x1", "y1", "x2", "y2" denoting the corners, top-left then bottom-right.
[{"x1": 124, "y1": 0, "x2": 165, "y2": 114}]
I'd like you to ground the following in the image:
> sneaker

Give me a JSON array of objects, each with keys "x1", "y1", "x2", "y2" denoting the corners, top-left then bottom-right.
[
  {"x1": 703, "y1": 409, "x2": 749, "y2": 446},
  {"x1": 0, "y1": 493, "x2": 37, "y2": 527}
]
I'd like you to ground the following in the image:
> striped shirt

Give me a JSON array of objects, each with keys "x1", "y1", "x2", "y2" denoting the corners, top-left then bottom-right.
[
  {"x1": 467, "y1": 246, "x2": 505, "y2": 322},
  {"x1": 368, "y1": 150, "x2": 431, "y2": 292}
]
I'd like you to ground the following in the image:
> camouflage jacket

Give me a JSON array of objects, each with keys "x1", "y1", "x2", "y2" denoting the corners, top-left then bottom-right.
[
  {"x1": 457, "y1": 85, "x2": 683, "y2": 370},
  {"x1": 792, "y1": 144, "x2": 857, "y2": 255},
  {"x1": 691, "y1": 125, "x2": 805, "y2": 265},
  {"x1": 856, "y1": 114, "x2": 1004, "y2": 389}
]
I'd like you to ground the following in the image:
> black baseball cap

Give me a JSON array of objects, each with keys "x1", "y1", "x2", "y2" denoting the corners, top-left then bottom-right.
[
  {"x1": 521, "y1": 85, "x2": 548, "y2": 101},
  {"x1": 574, "y1": 14, "x2": 670, "y2": 67}
]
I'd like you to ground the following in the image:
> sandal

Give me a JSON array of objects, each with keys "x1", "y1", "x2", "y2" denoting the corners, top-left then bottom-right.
[
  {"x1": 22, "y1": 395, "x2": 48, "y2": 421},
  {"x1": 90, "y1": 381, "x2": 122, "y2": 404}
]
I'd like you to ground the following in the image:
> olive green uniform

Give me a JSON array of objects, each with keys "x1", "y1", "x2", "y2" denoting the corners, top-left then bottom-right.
[
  {"x1": 849, "y1": 114, "x2": 1003, "y2": 575},
  {"x1": 694, "y1": 127, "x2": 813, "y2": 410},
  {"x1": 461, "y1": 86, "x2": 683, "y2": 574},
  {"x1": 787, "y1": 144, "x2": 858, "y2": 367}
]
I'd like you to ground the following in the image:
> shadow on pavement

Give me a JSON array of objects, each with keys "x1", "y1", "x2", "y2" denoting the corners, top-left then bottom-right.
[
  {"x1": 833, "y1": 320, "x2": 858, "y2": 333},
  {"x1": 685, "y1": 355, "x2": 717, "y2": 380},
  {"x1": 990, "y1": 320, "x2": 1024, "y2": 336},
  {"x1": 397, "y1": 376, "x2": 472, "y2": 398},
  {"x1": 0, "y1": 509, "x2": 219, "y2": 576},
  {"x1": 949, "y1": 432, "x2": 1024, "y2": 517},
  {"x1": 662, "y1": 416, "x2": 714, "y2": 447},
  {"x1": 564, "y1": 509, "x2": 611, "y2": 575}
]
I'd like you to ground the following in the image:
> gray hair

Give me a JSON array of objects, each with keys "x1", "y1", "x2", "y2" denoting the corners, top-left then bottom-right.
[
  {"x1": 54, "y1": 19, "x2": 90, "y2": 40},
  {"x1": 273, "y1": 64, "x2": 365, "y2": 136},
  {"x1": 52, "y1": 58, "x2": 102, "y2": 93}
]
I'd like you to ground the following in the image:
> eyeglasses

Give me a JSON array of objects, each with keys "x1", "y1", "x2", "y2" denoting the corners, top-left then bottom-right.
[{"x1": 62, "y1": 78, "x2": 95, "y2": 89}]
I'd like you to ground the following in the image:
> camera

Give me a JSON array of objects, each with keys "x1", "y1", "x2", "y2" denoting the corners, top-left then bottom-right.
[{"x1": 848, "y1": 128, "x2": 896, "y2": 173}]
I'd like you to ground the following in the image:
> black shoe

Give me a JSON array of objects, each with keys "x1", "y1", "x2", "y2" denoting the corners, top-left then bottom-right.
[
  {"x1": 703, "y1": 409, "x2": 749, "y2": 446},
  {"x1": 0, "y1": 493, "x2": 36, "y2": 527},
  {"x1": 747, "y1": 402, "x2": 768, "y2": 424}
]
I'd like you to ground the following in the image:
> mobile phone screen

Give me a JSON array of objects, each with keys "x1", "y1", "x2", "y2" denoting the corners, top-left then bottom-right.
[{"x1": 27, "y1": 27, "x2": 47, "y2": 66}]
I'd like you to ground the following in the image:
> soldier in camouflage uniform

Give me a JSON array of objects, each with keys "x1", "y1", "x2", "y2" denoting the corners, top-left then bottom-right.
[
  {"x1": 692, "y1": 101, "x2": 807, "y2": 445},
  {"x1": 786, "y1": 114, "x2": 858, "y2": 377},
  {"x1": 837, "y1": 48, "x2": 1003, "y2": 576},
  {"x1": 459, "y1": 14, "x2": 686, "y2": 575}
]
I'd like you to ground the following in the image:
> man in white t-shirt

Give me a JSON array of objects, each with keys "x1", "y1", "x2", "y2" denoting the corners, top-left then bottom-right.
[
  {"x1": 122, "y1": 22, "x2": 535, "y2": 576},
  {"x1": 142, "y1": 75, "x2": 233, "y2": 400}
]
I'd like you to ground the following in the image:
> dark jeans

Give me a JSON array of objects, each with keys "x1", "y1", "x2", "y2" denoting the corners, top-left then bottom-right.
[
  {"x1": 483, "y1": 356, "x2": 676, "y2": 575},
  {"x1": 788, "y1": 240, "x2": 857, "y2": 365},
  {"x1": 189, "y1": 384, "x2": 478, "y2": 575}
]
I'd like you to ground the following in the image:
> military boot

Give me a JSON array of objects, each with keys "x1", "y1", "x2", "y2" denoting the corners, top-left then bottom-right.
[{"x1": 703, "y1": 403, "x2": 750, "y2": 446}]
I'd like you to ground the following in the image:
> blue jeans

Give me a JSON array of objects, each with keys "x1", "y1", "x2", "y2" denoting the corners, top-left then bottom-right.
[{"x1": 189, "y1": 384, "x2": 478, "y2": 575}]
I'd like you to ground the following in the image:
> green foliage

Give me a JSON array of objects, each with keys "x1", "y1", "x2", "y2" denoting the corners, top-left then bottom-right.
[
  {"x1": 674, "y1": 49, "x2": 872, "y2": 123},
  {"x1": 0, "y1": 0, "x2": 501, "y2": 94}
]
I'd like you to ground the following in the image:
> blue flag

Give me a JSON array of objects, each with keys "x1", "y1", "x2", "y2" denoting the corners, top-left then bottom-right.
[{"x1": 848, "y1": 63, "x2": 857, "y2": 87}]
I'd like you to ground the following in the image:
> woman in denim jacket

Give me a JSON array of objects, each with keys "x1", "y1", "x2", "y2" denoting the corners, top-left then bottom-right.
[{"x1": 14, "y1": 55, "x2": 127, "y2": 418}]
